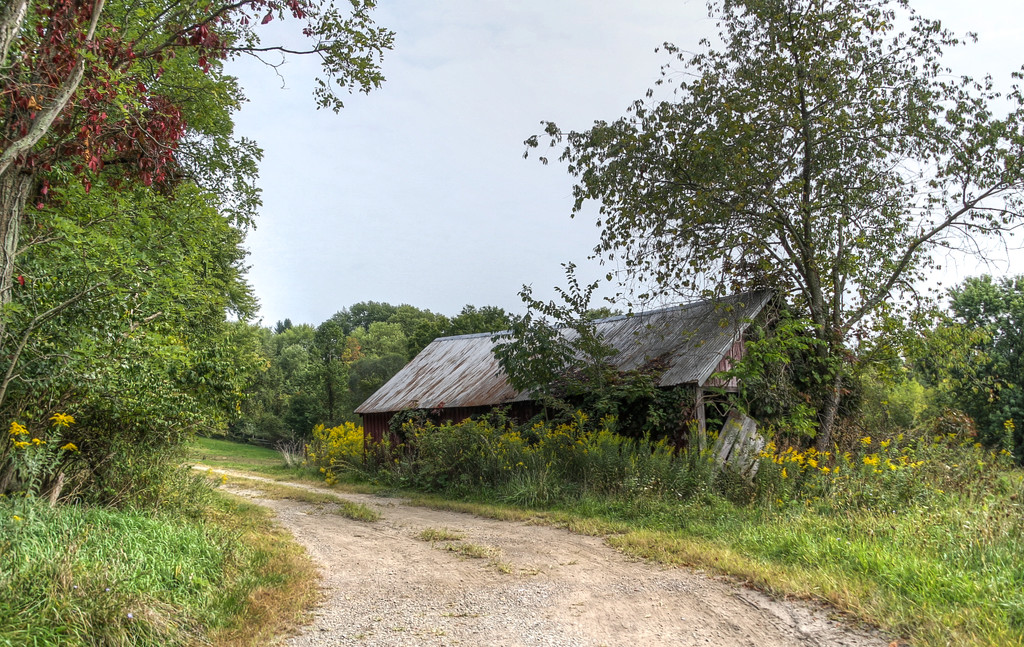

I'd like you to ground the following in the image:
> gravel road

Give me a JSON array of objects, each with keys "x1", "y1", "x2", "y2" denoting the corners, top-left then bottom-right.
[{"x1": 214, "y1": 471, "x2": 891, "y2": 647}]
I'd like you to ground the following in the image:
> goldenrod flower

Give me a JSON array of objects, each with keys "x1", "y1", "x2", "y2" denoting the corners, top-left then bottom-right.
[
  {"x1": 60, "y1": 442, "x2": 78, "y2": 452},
  {"x1": 9, "y1": 421, "x2": 27, "y2": 436},
  {"x1": 13, "y1": 441, "x2": 29, "y2": 449},
  {"x1": 860, "y1": 436, "x2": 872, "y2": 446},
  {"x1": 880, "y1": 439, "x2": 891, "y2": 449},
  {"x1": 50, "y1": 413, "x2": 75, "y2": 428}
]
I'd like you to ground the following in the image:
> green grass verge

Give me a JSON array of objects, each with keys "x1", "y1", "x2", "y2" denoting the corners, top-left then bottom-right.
[
  {"x1": 0, "y1": 492, "x2": 318, "y2": 647},
  {"x1": 187, "y1": 436, "x2": 321, "y2": 481}
]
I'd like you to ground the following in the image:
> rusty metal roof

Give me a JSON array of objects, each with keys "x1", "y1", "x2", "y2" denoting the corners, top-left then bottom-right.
[{"x1": 355, "y1": 291, "x2": 773, "y2": 415}]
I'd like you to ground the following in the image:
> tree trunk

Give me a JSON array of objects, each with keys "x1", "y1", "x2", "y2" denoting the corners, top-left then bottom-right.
[
  {"x1": 47, "y1": 471, "x2": 65, "y2": 507},
  {"x1": 0, "y1": 169, "x2": 32, "y2": 344},
  {"x1": 816, "y1": 372, "x2": 843, "y2": 452}
]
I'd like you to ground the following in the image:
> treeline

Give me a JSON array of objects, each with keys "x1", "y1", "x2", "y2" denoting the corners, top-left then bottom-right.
[{"x1": 230, "y1": 303, "x2": 513, "y2": 443}]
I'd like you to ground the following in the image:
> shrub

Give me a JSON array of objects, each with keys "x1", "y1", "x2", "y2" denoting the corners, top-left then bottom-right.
[{"x1": 306, "y1": 422, "x2": 365, "y2": 485}]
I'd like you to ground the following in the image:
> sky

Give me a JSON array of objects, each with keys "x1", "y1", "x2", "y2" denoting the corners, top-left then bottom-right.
[{"x1": 226, "y1": 0, "x2": 1024, "y2": 327}]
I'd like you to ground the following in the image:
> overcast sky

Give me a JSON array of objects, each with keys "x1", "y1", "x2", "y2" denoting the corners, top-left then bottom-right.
[{"x1": 226, "y1": 0, "x2": 1024, "y2": 327}]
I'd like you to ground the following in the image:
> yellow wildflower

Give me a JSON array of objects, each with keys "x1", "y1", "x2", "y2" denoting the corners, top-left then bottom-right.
[
  {"x1": 8, "y1": 421, "x2": 27, "y2": 436},
  {"x1": 863, "y1": 454, "x2": 879, "y2": 466},
  {"x1": 860, "y1": 436, "x2": 872, "y2": 446},
  {"x1": 31, "y1": 437, "x2": 45, "y2": 445},
  {"x1": 12, "y1": 515, "x2": 21, "y2": 522},
  {"x1": 49, "y1": 413, "x2": 75, "y2": 428},
  {"x1": 880, "y1": 439, "x2": 891, "y2": 449},
  {"x1": 60, "y1": 442, "x2": 78, "y2": 452},
  {"x1": 781, "y1": 467, "x2": 788, "y2": 479},
  {"x1": 13, "y1": 441, "x2": 29, "y2": 449}
]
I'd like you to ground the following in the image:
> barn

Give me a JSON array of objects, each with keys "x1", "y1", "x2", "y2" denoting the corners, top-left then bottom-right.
[{"x1": 355, "y1": 290, "x2": 774, "y2": 447}]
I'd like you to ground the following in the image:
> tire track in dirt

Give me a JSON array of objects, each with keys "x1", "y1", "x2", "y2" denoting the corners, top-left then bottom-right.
[{"x1": 205, "y1": 468, "x2": 891, "y2": 647}]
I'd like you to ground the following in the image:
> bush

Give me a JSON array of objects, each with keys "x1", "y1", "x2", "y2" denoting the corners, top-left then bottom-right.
[
  {"x1": 306, "y1": 421, "x2": 365, "y2": 484},
  {"x1": 356, "y1": 413, "x2": 721, "y2": 506}
]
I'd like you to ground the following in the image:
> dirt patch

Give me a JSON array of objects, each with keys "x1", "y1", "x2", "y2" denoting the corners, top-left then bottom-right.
[{"x1": 206, "y1": 468, "x2": 890, "y2": 647}]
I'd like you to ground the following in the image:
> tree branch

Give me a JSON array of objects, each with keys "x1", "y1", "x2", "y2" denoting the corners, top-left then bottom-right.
[
  {"x1": 0, "y1": 0, "x2": 106, "y2": 178},
  {"x1": 843, "y1": 184, "x2": 1007, "y2": 332},
  {"x1": 0, "y1": 0, "x2": 29, "y2": 70},
  {"x1": 0, "y1": 282, "x2": 104, "y2": 409}
]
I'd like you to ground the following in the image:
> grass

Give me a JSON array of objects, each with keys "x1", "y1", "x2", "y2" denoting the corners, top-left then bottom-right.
[
  {"x1": 415, "y1": 527, "x2": 465, "y2": 542},
  {"x1": 0, "y1": 490, "x2": 318, "y2": 647},
  {"x1": 188, "y1": 436, "x2": 323, "y2": 482},
  {"x1": 217, "y1": 473, "x2": 381, "y2": 522},
  {"x1": 442, "y1": 541, "x2": 498, "y2": 559}
]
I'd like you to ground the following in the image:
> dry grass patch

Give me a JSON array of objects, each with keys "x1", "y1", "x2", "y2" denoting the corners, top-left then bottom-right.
[
  {"x1": 405, "y1": 495, "x2": 538, "y2": 522},
  {"x1": 442, "y1": 542, "x2": 499, "y2": 559},
  {"x1": 222, "y1": 475, "x2": 380, "y2": 522},
  {"x1": 416, "y1": 527, "x2": 465, "y2": 542},
  {"x1": 206, "y1": 494, "x2": 321, "y2": 647}
]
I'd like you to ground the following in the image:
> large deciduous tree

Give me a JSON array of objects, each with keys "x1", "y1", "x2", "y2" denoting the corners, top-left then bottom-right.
[
  {"x1": 528, "y1": 0, "x2": 1024, "y2": 448},
  {"x1": 0, "y1": 0, "x2": 391, "y2": 498},
  {"x1": 0, "y1": 0, "x2": 392, "y2": 332}
]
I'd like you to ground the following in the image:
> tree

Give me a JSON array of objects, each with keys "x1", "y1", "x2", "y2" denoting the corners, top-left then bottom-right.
[
  {"x1": 528, "y1": 0, "x2": 1024, "y2": 448},
  {"x1": 0, "y1": 0, "x2": 392, "y2": 494},
  {"x1": 0, "y1": 0, "x2": 393, "y2": 338},
  {"x1": 493, "y1": 263, "x2": 617, "y2": 400},
  {"x1": 0, "y1": 177, "x2": 265, "y2": 501},
  {"x1": 446, "y1": 305, "x2": 512, "y2": 337},
  {"x1": 919, "y1": 275, "x2": 1024, "y2": 459}
]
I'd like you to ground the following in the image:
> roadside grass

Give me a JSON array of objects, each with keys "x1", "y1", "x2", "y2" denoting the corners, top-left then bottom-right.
[
  {"x1": 218, "y1": 473, "x2": 380, "y2": 522},
  {"x1": 0, "y1": 491, "x2": 318, "y2": 647},
  {"x1": 188, "y1": 436, "x2": 377, "y2": 494}
]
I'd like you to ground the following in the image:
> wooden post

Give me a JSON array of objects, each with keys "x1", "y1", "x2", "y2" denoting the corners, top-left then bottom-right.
[{"x1": 695, "y1": 387, "x2": 707, "y2": 452}]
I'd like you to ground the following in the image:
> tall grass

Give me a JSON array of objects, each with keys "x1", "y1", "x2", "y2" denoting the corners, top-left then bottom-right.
[{"x1": 0, "y1": 487, "x2": 317, "y2": 647}]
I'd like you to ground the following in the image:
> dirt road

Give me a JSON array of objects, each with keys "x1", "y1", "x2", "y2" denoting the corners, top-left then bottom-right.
[{"x1": 216, "y1": 471, "x2": 889, "y2": 647}]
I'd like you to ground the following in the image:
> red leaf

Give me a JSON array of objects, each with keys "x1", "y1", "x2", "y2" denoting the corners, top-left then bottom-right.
[
  {"x1": 262, "y1": 11, "x2": 273, "y2": 24},
  {"x1": 17, "y1": 275, "x2": 25, "y2": 286}
]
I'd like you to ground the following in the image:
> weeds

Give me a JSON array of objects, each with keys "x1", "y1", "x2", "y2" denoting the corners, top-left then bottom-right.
[
  {"x1": 416, "y1": 527, "x2": 465, "y2": 542},
  {"x1": 442, "y1": 542, "x2": 498, "y2": 559}
]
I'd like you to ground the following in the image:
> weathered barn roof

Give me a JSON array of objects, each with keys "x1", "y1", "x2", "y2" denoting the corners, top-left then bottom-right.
[{"x1": 355, "y1": 291, "x2": 773, "y2": 415}]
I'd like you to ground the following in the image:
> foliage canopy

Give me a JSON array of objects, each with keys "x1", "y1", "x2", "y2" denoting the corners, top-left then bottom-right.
[{"x1": 528, "y1": 0, "x2": 1024, "y2": 447}]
